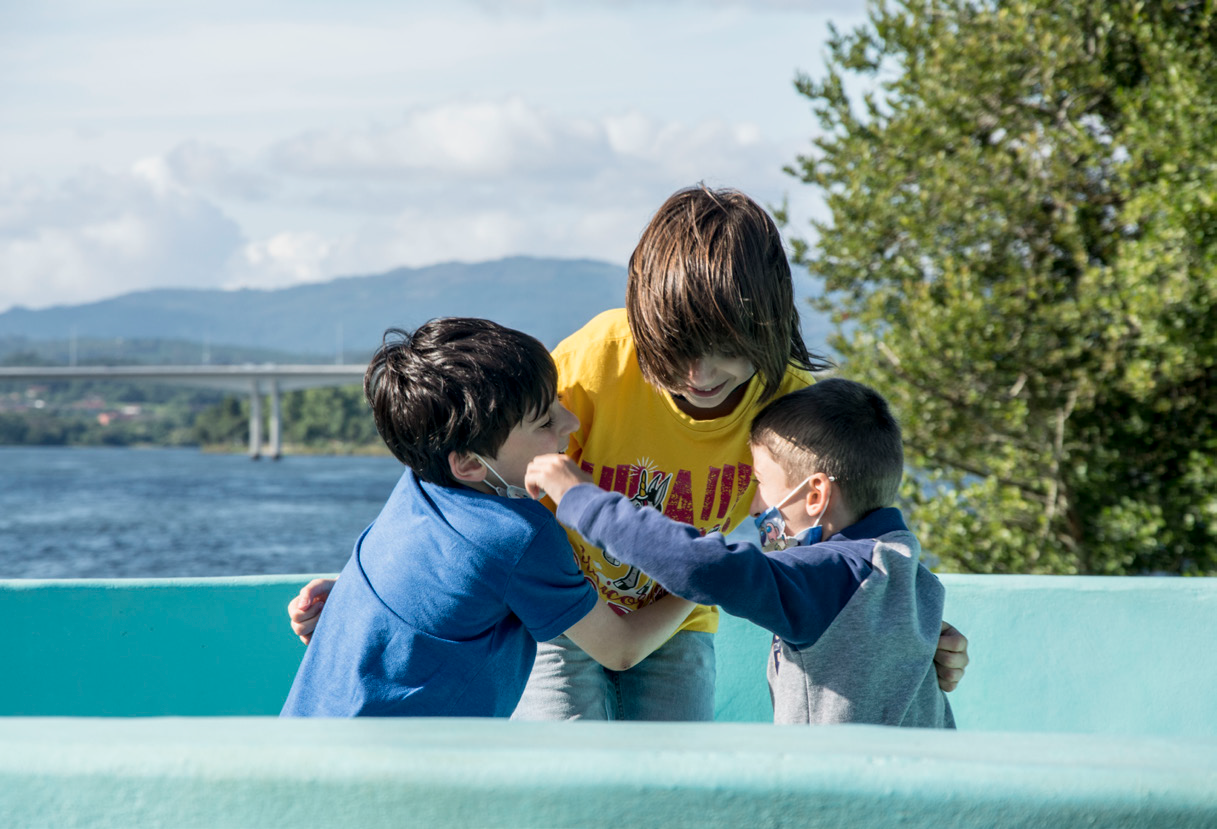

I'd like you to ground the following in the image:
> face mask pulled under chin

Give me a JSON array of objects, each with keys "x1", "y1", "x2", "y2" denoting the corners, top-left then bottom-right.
[{"x1": 471, "y1": 453, "x2": 539, "y2": 500}]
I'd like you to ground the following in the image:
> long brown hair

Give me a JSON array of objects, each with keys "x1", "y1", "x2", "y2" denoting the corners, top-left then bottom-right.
[{"x1": 626, "y1": 184, "x2": 831, "y2": 401}]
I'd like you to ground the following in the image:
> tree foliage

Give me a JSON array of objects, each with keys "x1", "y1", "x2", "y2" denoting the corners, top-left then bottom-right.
[
  {"x1": 190, "y1": 386, "x2": 383, "y2": 452},
  {"x1": 786, "y1": 0, "x2": 1216, "y2": 574},
  {"x1": 0, "y1": 381, "x2": 382, "y2": 454}
]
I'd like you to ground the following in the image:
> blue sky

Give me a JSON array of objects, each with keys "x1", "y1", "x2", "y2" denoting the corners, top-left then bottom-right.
[{"x1": 0, "y1": 0, "x2": 866, "y2": 314}]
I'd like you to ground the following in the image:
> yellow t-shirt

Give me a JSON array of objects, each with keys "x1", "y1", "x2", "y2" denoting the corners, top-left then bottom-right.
[{"x1": 550, "y1": 309, "x2": 814, "y2": 634}]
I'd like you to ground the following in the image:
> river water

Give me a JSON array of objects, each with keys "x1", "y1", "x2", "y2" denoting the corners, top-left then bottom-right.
[{"x1": 0, "y1": 446, "x2": 405, "y2": 578}]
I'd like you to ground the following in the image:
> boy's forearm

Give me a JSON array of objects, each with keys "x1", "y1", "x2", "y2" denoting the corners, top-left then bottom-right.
[
  {"x1": 563, "y1": 594, "x2": 696, "y2": 672},
  {"x1": 613, "y1": 592, "x2": 697, "y2": 666}
]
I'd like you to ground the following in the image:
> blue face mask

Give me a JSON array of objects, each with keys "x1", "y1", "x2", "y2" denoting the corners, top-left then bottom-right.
[
  {"x1": 753, "y1": 475, "x2": 832, "y2": 552},
  {"x1": 472, "y1": 453, "x2": 538, "y2": 500}
]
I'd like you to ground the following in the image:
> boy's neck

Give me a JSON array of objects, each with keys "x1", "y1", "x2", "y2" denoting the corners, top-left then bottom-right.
[{"x1": 793, "y1": 498, "x2": 858, "y2": 541}]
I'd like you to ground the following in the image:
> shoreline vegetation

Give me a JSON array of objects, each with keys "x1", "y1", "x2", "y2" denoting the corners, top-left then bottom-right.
[
  {"x1": 197, "y1": 442, "x2": 391, "y2": 457},
  {"x1": 0, "y1": 375, "x2": 383, "y2": 455},
  {"x1": 1, "y1": 339, "x2": 384, "y2": 454}
]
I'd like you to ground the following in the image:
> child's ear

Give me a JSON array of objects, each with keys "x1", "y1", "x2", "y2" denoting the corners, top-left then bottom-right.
[
  {"x1": 448, "y1": 451, "x2": 487, "y2": 484},
  {"x1": 801, "y1": 473, "x2": 832, "y2": 517}
]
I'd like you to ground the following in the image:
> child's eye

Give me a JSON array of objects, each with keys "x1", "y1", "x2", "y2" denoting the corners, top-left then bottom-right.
[{"x1": 539, "y1": 418, "x2": 554, "y2": 430}]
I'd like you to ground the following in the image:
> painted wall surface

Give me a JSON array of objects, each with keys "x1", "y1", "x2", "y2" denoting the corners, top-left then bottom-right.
[
  {"x1": 1, "y1": 574, "x2": 1215, "y2": 737},
  {"x1": 0, "y1": 576, "x2": 310, "y2": 716},
  {"x1": 718, "y1": 574, "x2": 1217, "y2": 736},
  {"x1": 1, "y1": 718, "x2": 1215, "y2": 829},
  {"x1": 2, "y1": 575, "x2": 1216, "y2": 828}
]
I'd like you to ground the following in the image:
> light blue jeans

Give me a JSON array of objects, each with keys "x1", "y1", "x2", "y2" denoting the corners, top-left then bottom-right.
[{"x1": 511, "y1": 631, "x2": 716, "y2": 721}]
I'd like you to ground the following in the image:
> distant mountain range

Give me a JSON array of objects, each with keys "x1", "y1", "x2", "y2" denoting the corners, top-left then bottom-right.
[{"x1": 0, "y1": 256, "x2": 834, "y2": 363}]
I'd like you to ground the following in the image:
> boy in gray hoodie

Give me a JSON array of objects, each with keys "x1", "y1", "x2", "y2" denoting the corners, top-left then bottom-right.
[{"x1": 525, "y1": 377, "x2": 953, "y2": 727}]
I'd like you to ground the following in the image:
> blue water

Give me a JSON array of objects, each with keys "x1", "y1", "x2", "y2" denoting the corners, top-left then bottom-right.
[{"x1": 0, "y1": 446, "x2": 405, "y2": 578}]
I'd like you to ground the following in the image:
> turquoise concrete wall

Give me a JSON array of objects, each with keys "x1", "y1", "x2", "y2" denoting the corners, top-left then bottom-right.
[
  {"x1": 2, "y1": 575, "x2": 1216, "y2": 827},
  {"x1": 0, "y1": 576, "x2": 309, "y2": 716},
  {"x1": 717, "y1": 574, "x2": 1217, "y2": 736},
  {"x1": 2, "y1": 574, "x2": 1216, "y2": 736},
  {"x1": 1, "y1": 718, "x2": 1215, "y2": 829},
  {"x1": 938, "y1": 575, "x2": 1217, "y2": 737}
]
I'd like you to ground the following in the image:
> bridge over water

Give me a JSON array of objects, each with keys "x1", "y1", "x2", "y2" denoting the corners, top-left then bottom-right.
[{"x1": 0, "y1": 365, "x2": 366, "y2": 459}]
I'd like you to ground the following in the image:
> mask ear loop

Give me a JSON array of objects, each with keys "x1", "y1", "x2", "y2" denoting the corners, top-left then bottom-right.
[{"x1": 471, "y1": 453, "x2": 541, "y2": 500}]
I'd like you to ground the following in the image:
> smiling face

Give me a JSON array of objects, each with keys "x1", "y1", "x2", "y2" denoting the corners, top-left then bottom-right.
[
  {"x1": 666, "y1": 353, "x2": 756, "y2": 417},
  {"x1": 477, "y1": 398, "x2": 579, "y2": 491}
]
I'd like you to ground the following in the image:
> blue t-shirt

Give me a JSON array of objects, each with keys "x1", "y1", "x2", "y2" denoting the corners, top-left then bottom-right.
[{"x1": 282, "y1": 468, "x2": 598, "y2": 717}]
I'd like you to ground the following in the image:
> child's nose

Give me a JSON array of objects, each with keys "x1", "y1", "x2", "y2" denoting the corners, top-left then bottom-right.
[
  {"x1": 557, "y1": 404, "x2": 579, "y2": 437},
  {"x1": 749, "y1": 487, "x2": 765, "y2": 517},
  {"x1": 687, "y1": 359, "x2": 714, "y2": 385}
]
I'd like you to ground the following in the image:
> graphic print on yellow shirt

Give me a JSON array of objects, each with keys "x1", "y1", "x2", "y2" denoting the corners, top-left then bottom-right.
[{"x1": 568, "y1": 453, "x2": 754, "y2": 616}]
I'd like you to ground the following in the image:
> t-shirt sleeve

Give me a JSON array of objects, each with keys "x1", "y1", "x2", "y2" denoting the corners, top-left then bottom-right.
[
  {"x1": 504, "y1": 517, "x2": 598, "y2": 642},
  {"x1": 551, "y1": 342, "x2": 594, "y2": 463}
]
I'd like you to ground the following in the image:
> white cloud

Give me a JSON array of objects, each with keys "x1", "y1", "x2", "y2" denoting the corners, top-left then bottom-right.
[
  {"x1": 226, "y1": 231, "x2": 339, "y2": 290},
  {"x1": 0, "y1": 93, "x2": 830, "y2": 314},
  {"x1": 471, "y1": 0, "x2": 862, "y2": 13},
  {"x1": 265, "y1": 99, "x2": 794, "y2": 198},
  {"x1": 0, "y1": 166, "x2": 243, "y2": 311},
  {"x1": 269, "y1": 99, "x2": 608, "y2": 180},
  {"x1": 225, "y1": 98, "x2": 821, "y2": 280},
  {"x1": 164, "y1": 141, "x2": 275, "y2": 201}
]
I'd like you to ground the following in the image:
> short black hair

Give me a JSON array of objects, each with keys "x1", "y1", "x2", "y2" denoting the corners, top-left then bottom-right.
[
  {"x1": 625, "y1": 184, "x2": 832, "y2": 402},
  {"x1": 750, "y1": 378, "x2": 904, "y2": 517},
  {"x1": 364, "y1": 318, "x2": 557, "y2": 486}
]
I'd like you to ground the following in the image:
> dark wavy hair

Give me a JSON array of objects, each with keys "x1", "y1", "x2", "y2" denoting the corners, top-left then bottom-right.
[
  {"x1": 626, "y1": 184, "x2": 832, "y2": 402},
  {"x1": 364, "y1": 318, "x2": 557, "y2": 486},
  {"x1": 750, "y1": 378, "x2": 904, "y2": 517}
]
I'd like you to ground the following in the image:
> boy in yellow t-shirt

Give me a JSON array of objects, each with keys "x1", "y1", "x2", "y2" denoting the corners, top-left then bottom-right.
[{"x1": 288, "y1": 185, "x2": 970, "y2": 720}]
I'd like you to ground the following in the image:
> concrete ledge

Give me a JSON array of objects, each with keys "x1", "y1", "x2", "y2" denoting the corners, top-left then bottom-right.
[
  {"x1": 3, "y1": 574, "x2": 1217, "y2": 736},
  {"x1": 3, "y1": 576, "x2": 1216, "y2": 827},
  {"x1": 0, "y1": 576, "x2": 311, "y2": 716},
  {"x1": 931, "y1": 575, "x2": 1217, "y2": 737},
  {"x1": 1, "y1": 718, "x2": 1214, "y2": 829}
]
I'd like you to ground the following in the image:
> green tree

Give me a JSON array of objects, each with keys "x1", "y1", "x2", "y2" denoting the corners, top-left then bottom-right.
[
  {"x1": 786, "y1": 0, "x2": 1216, "y2": 575},
  {"x1": 282, "y1": 386, "x2": 382, "y2": 449},
  {"x1": 191, "y1": 386, "x2": 383, "y2": 452},
  {"x1": 192, "y1": 397, "x2": 248, "y2": 448}
]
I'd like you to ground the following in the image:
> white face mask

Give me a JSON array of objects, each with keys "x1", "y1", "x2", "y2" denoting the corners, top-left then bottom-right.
[{"x1": 472, "y1": 453, "x2": 538, "y2": 500}]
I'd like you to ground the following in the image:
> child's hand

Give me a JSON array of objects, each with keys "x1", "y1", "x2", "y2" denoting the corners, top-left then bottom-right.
[
  {"x1": 288, "y1": 577, "x2": 336, "y2": 644},
  {"x1": 935, "y1": 621, "x2": 969, "y2": 691},
  {"x1": 525, "y1": 453, "x2": 592, "y2": 505}
]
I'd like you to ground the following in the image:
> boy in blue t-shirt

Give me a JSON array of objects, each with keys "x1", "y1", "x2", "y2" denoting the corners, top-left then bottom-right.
[
  {"x1": 282, "y1": 318, "x2": 694, "y2": 718},
  {"x1": 525, "y1": 378, "x2": 954, "y2": 727}
]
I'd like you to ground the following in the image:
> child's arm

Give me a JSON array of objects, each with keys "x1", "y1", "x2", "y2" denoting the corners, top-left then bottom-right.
[
  {"x1": 530, "y1": 454, "x2": 971, "y2": 691},
  {"x1": 528, "y1": 453, "x2": 866, "y2": 650},
  {"x1": 562, "y1": 593, "x2": 697, "y2": 672},
  {"x1": 522, "y1": 456, "x2": 697, "y2": 670},
  {"x1": 527, "y1": 454, "x2": 830, "y2": 637}
]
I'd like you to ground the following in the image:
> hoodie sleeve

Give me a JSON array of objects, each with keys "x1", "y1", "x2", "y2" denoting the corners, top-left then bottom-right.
[{"x1": 556, "y1": 484, "x2": 871, "y2": 649}]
